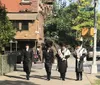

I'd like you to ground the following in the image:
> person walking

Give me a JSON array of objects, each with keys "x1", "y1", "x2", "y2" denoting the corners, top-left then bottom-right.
[
  {"x1": 42, "y1": 40, "x2": 54, "y2": 81},
  {"x1": 37, "y1": 46, "x2": 41, "y2": 62},
  {"x1": 56, "y1": 42, "x2": 71, "y2": 81},
  {"x1": 22, "y1": 44, "x2": 33, "y2": 80},
  {"x1": 73, "y1": 41, "x2": 87, "y2": 81}
]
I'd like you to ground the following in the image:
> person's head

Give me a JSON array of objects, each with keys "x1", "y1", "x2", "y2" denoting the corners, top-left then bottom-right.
[
  {"x1": 59, "y1": 42, "x2": 66, "y2": 50},
  {"x1": 25, "y1": 44, "x2": 29, "y2": 49},
  {"x1": 76, "y1": 41, "x2": 82, "y2": 48},
  {"x1": 45, "y1": 40, "x2": 53, "y2": 48}
]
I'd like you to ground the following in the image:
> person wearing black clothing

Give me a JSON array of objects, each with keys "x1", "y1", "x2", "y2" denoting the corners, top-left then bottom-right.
[
  {"x1": 73, "y1": 41, "x2": 87, "y2": 81},
  {"x1": 42, "y1": 40, "x2": 54, "y2": 81},
  {"x1": 37, "y1": 46, "x2": 41, "y2": 61},
  {"x1": 22, "y1": 44, "x2": 33, "y2": 80},
  {"x1": 56, "y1": 43, "x2": 71, "y2": 81}
]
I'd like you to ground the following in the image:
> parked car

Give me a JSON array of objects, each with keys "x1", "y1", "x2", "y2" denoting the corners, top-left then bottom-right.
[{"x1": 87, "y1": 47, "x2": 100, "y2": 60}]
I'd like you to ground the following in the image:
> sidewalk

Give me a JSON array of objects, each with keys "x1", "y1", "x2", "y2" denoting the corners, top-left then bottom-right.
[
  {"x1": 0, "y1": 64, "x2": 92, "y2": 85},
  {"x1": 0, "y1": 57, "x2": 99, "y2": 85}
]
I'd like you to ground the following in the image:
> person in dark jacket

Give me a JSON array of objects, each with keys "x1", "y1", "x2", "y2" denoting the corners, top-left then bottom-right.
[
  {"x1": 56, "y1": 42, "x2": 71, "y2": 81},
  {"x1": 22, "y1": 44, "x2": 33, "y2": 80},
  {"x1": 73, "y1": 41, "x2": 87, "y2": 81},
  {"x1": 42, "y1": 40, "x2": 54, "y2": 81}
]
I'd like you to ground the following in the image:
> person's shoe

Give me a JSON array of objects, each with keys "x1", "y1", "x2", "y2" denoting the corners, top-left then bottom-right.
[
  {"x1": 47, "y1": 76, "x2": 50, "y2": 81},
  {"x1": 47, "y1": 78, "x2": 50, "y2": 81},
  {"x1": 26, "y1": 75, "x2": 30, "y2": 80},
  {"x1": 75, "y1": 79, "x2": 79, "y2": 81},
  {"x1": 26, "y1": 77, "x2": 29, "y2": 80},
  {"x1": 62, "y1": 78, "x2": 65, "y2": 81},
  {"x1": 80, "y1": 78, "x2": 82, "y2": 81}
]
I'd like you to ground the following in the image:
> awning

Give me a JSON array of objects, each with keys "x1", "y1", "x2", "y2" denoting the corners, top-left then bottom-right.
[{"x1": 7, "y1": 13, "x2": 38, "y2": 20}]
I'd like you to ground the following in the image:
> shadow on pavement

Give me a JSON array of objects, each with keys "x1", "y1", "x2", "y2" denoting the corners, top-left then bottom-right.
[
  {"x1": 16, "y1": 69, "x2": 36, "y2": 72},
  {"x1": 31, "y1": 75, "x2": 47, "y2": 80},
  {"x1": 24, "y1": 75, "x2": 76, "y2": 81},
  {"x1": 31, "y1": 75, "x2": 61, "y2": 80},
  {"x1": 0, "y1": 80, "x2": 40, "y2": 85},
  {"x1": 21, "y1": 75, "x2": 47, "y2": 80},
  {"x1": 21, "y1": 74, "x2": 60, "y2": 80},
  {"x1": 4, "y1": 75, "x2": 25, "y2": 80},
  {"x1": 96, "y1": 75, "x2": 100, "y2": 79},
  {"x1": 66, "y1": 77, "x2": 76, "y2": 80}
]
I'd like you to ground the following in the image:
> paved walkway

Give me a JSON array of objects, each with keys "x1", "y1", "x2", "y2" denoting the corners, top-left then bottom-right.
[{"x1": 0, "y1": 57, "x2": 99, "y2": 85}]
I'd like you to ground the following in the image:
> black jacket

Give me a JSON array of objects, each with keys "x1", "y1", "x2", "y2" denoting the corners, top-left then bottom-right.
[
  {"x1": 74, "y1": 53, "x2": 86, "y2": 72},
  {"x1": 56, "y1": 54, "x2": 70, "y2": 73},
  {"x1": 22, "y1": 49, "x2": 33, "y2": 74},
  {"x1": 43, "y1": 48, "x2": 54, "y2": 64}
]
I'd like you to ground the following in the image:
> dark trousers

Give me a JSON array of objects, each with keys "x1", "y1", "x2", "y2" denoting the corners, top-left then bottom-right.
[
  {"x1": 45, "y1": 63, "x2": 52, "y2": 80},
  {"x1": 38, "y1": 55, "x2": 41, "y2": 61},
  {"x1": 76, "y1": 72, "x2": 82, "y2": 80},
  {"x1": 60, "y1": 72, "x2": 66, "y2": 80},
  {"x1": 26, "y1": 72, "x2": 30, "y2": 80}
]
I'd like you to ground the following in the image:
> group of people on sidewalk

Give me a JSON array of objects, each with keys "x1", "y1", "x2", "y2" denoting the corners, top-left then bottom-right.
[{"x1": 21, "y1": 40, "x2": 87, "y2": 81}]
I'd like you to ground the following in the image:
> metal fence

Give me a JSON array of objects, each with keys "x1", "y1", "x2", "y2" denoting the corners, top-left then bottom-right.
[{"x1": 0, "y1": 52, "x2": 17, "y2": 75}]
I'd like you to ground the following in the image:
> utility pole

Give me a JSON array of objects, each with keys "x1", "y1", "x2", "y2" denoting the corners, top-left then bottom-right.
[{"x1": 91, "y1": 0, "x2": 98, "y2": 74}]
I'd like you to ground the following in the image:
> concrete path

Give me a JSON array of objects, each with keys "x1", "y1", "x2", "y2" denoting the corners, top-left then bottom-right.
[{"x1": 0, "y1": 56, "x2": 96, "y2": 85}]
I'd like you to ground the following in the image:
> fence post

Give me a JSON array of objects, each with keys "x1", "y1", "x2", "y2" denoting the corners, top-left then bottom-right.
[{"x1": 1, "y1": 55, "x2": 3, "y2": 75}]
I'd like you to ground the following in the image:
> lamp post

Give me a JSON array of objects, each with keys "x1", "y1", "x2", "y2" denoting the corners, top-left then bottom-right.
[
  {"x1": 9, "y1": 40, "x2": 18, "y2": 52},
  {"x1": 91, "y1": 0, "x2": 98, "y2": 74},
  {"x1": 9, "y1": 40, "x2": 13, "y2": 53},
  {"x1": 15, "y1": 41, "x2": 18, "y2": 51}
]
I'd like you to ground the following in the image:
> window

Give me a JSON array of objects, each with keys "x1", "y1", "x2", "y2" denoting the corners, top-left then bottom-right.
[
  {"x1": 11, "y1": 21, "x2": 29, "y2": 31},
  {"x1": 22, "y1": 21, "x2": 29, "y2": 30},
  {"x1": 11, "y1": 21, "x2": 19, "y2": 30}
]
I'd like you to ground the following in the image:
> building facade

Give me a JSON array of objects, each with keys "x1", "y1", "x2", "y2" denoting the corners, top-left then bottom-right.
[
  {"x1": 1, "y1": 0, "x2": 55, "y2": 52},
  {"x1": 0, "y1": 0, "x2": 44, "y2": 51}
]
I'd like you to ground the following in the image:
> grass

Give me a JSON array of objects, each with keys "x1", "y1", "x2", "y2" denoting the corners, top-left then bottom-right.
[{"x1": 93, "y1": 80, "x2": 100, "y2": 85}]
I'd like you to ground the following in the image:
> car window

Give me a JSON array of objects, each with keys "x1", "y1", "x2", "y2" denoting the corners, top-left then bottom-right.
[
  {"x1": 97, "y1": 47, "x2": 100, "y2": 51},
  {"x1": 89, "y1": 47, "x2": 100, "y2": 51}
]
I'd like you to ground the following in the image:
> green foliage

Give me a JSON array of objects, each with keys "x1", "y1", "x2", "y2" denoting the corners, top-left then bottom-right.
[
  {"x1": 0, "y1": 5, "x2": 15, "y2": 51},
  {"x1": 44, "y1": 0, "x2": 99, "y2": 47},
  {"x1": 44, "y1": 3, "x2": 78, "y2": 46},
  {"x1": 94, "y1": 80, "x2": 100, "y2": 85},
  {"x1": 72, "y1": 0, "x2": 94, "y2": 31},
  {"x1": 97, "y1": 13, "x2": 100, "y2": 40}
]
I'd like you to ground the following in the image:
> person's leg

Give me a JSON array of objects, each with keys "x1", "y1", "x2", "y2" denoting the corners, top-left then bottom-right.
[
  {"x1": 62, "y1": 73, "x2": 65, "y2": 81},
  {"x1": 79, "y1": 72, "x2": 82, "y2": 80},
  {"x1": 38, "y1": 55, "x2": 41, "y2": 61},
  {"x1": 45, "y1": 63, "x2": 51, "y2": 80},
  {"x1": 76, "y1": 72, "x2": 79, "y2": 80},
  {"x1": 47, "y1": 72, "x2": 51, "y2": 80},
  {"x1": 26, "y1": 72, "x2": 30, "y2": 80},
  {"x1": 60, "y1": 72, "x2": 62, "y2": 79}
]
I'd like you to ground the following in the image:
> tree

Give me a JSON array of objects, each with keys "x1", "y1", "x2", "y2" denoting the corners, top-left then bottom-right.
[
  {"x1": 0, "y1": 4, "x2": 15, "y2": 52},
  {"x1": 44, "y1": 0, "x2": 96, "y2": 47},
  {"x1": 72, "y1": 0, "x2": 94, "y2": 30},
  {"x1": 44, "y1": 3, "x2": 78, "y2": 47},
  {"x1": 97, "y1": 13, "x2": 100, "y2": 43}
]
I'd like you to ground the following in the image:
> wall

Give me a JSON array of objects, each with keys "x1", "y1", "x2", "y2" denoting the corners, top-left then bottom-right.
[{"x1": 0, "y1": 53, "x2": 17, "y2": 75}]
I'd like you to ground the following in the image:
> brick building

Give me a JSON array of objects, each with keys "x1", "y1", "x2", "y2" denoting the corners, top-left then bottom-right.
[
  {"x1": 0, "y1": 0, "x2": 54, "y2": 52},
  {"x1": 43, "y1": 0, "x2": 54, "y2": 19}
]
